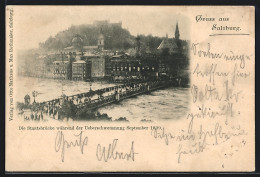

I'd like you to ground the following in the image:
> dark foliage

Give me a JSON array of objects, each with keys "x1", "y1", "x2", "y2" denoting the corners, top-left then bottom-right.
[
  {"x1": 38, "y1": 23, "x2": 163, "y2": 52},
  {"x1": 114, "y1": 117, "x2": 129, "y2": 122},
  {"x1": 59, "y1": 100, "x2": 77, "y2": 118}
]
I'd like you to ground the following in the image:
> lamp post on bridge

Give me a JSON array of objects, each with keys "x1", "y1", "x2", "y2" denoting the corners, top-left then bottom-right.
[{"x1": 32, "y1": 91, "x2": 38, "y2": 104}]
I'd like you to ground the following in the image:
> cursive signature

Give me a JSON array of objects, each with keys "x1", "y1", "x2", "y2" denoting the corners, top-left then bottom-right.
[
  {"x1": 96, "y1": 139, "x2": 138, "y2": 162},
  {"x1": 55, "y1": 131, "x2": 88, "y2": 162}
]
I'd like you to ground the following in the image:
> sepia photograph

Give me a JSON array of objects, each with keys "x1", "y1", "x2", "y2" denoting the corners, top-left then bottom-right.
[
  {"x1": 5, "y1": 6, "x2": 255, "y2": 172},
  {"x1": 15, "y1": 7, "x2": 190, "y2": 123}
]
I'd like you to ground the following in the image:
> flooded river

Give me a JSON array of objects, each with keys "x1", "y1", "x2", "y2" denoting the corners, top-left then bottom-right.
[{"x1": 16, "y1": 76, "x2": 190, "y2": 122}]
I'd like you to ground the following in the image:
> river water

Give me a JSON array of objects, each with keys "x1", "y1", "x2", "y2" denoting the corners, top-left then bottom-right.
[{"x1": 16, "y1": 76, "x2": 190, "y2": 122}]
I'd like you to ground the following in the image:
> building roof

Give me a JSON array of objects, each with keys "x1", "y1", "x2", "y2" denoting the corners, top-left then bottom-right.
[
  {"x1": 64, "y1": 46, "x2": 75, "y2": 50},
  {"x1": 73, "y1": 60, "x2": 86, "y2": 64},
  {"x1": 24, "y1": 94, "x2": 30, "y2": 99},
  {"x1": 112, "y1": 54, "x2": 123, "y2": 58},
  {"x1": 53, "y1": 61, "x2": 69, "y2": 64},
  {"x1": 64, "y1": 45, "x2": 99, "y2": 51},
  {"x1": 83, "y1": 53, "x2": 99, "y2": 57},
  {"x1": 83, "y1": 46, "x2": 98, "y2": 49},
  {"x1": 72, "y1": 35, "x2": 83, "y2": 44},
  {"x1": 157, "y1": 38, "x2": 178, "y2": 50}
]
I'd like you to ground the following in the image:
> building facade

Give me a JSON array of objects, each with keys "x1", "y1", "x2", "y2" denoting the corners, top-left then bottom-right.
[
  {"x1": 72, "y1": 60, "x2": 87, "y2": 81},
  {"x1": 53, "y1": 61, "x2": 71, "y2": 80},
  {"x1": 109, "y1": 54, "x2": 159, "y2": 82},
  {"x1": 88, "y1": 57, "x2": 106, "y2": 78}
]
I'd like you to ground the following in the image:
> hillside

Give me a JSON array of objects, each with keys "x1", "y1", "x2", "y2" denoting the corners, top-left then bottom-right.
[{"x1": 38, "y1": 21, "x2": 163, "y2": 52}]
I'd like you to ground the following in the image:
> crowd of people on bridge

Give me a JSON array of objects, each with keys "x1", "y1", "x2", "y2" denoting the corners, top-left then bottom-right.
[
  {"x1": 24, "y1": 112, "x2": 44, "y2": 121},
  {"x1": 21, "y1": 80, "x2": 168, "y2": 121}
]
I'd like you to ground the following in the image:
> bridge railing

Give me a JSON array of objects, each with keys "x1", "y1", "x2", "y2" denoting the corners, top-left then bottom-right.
[{"x1": 25, "y1": 80, "x2": 170, "y2": 121}]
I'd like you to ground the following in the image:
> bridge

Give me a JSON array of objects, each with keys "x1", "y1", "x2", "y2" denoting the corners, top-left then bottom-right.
[{"x1": 23, "y1": 80, "x2": 171, "y2": 121}]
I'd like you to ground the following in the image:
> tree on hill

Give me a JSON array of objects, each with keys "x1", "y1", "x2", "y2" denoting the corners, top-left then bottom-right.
[{"x1": 38, "y1": 22, "x2": 163, "y2": 52}]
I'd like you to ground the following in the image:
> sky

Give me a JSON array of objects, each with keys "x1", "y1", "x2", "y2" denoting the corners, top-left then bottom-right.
[{"x1": 13, "y1": 6, "x2": 191, "y2": 50}]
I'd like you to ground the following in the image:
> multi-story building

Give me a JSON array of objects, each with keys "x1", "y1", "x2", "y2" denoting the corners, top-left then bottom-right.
[
  {"x1": 53, "y1": 61, "x2": 71, "y2": 80},
  {"x1": 72, "y1": 60, "x2": 87, "y2": 81},
  {"x1": 88, "y1": 56, "x2": 106, "y2": 79},
  {"x1": 139, "y1": 57, "x2": 159, "y2": 80},
  {"x1": 108, "y1": 53, "x2": 159, "y2": 82},
  {"x1": 158, "y1": 62, "x2": 169, "y2": 77},
  {"x1": 109, "y1": 55, "x2": 140, "y2": 82}
]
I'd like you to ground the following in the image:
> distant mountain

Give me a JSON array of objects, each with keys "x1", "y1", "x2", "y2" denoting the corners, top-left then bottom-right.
[{"x1": 38, "y1": 21, "x2": 163, "y2": 52}]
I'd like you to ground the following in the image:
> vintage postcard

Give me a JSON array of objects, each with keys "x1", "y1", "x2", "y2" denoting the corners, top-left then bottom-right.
[{"x1": 5, "y1": 6, "x2": 255, "y2": 172}]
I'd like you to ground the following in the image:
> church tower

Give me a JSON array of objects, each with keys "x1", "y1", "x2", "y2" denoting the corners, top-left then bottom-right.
[
  {"x1": 175, "y1": 22, "x2": 180, "y2": 40},
  {"x1": 98, "y1": 28, "x2": 104, "y2": 51},
  {"x1": 135, "y1": 35, "x2": 141, "y2": 57}
]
